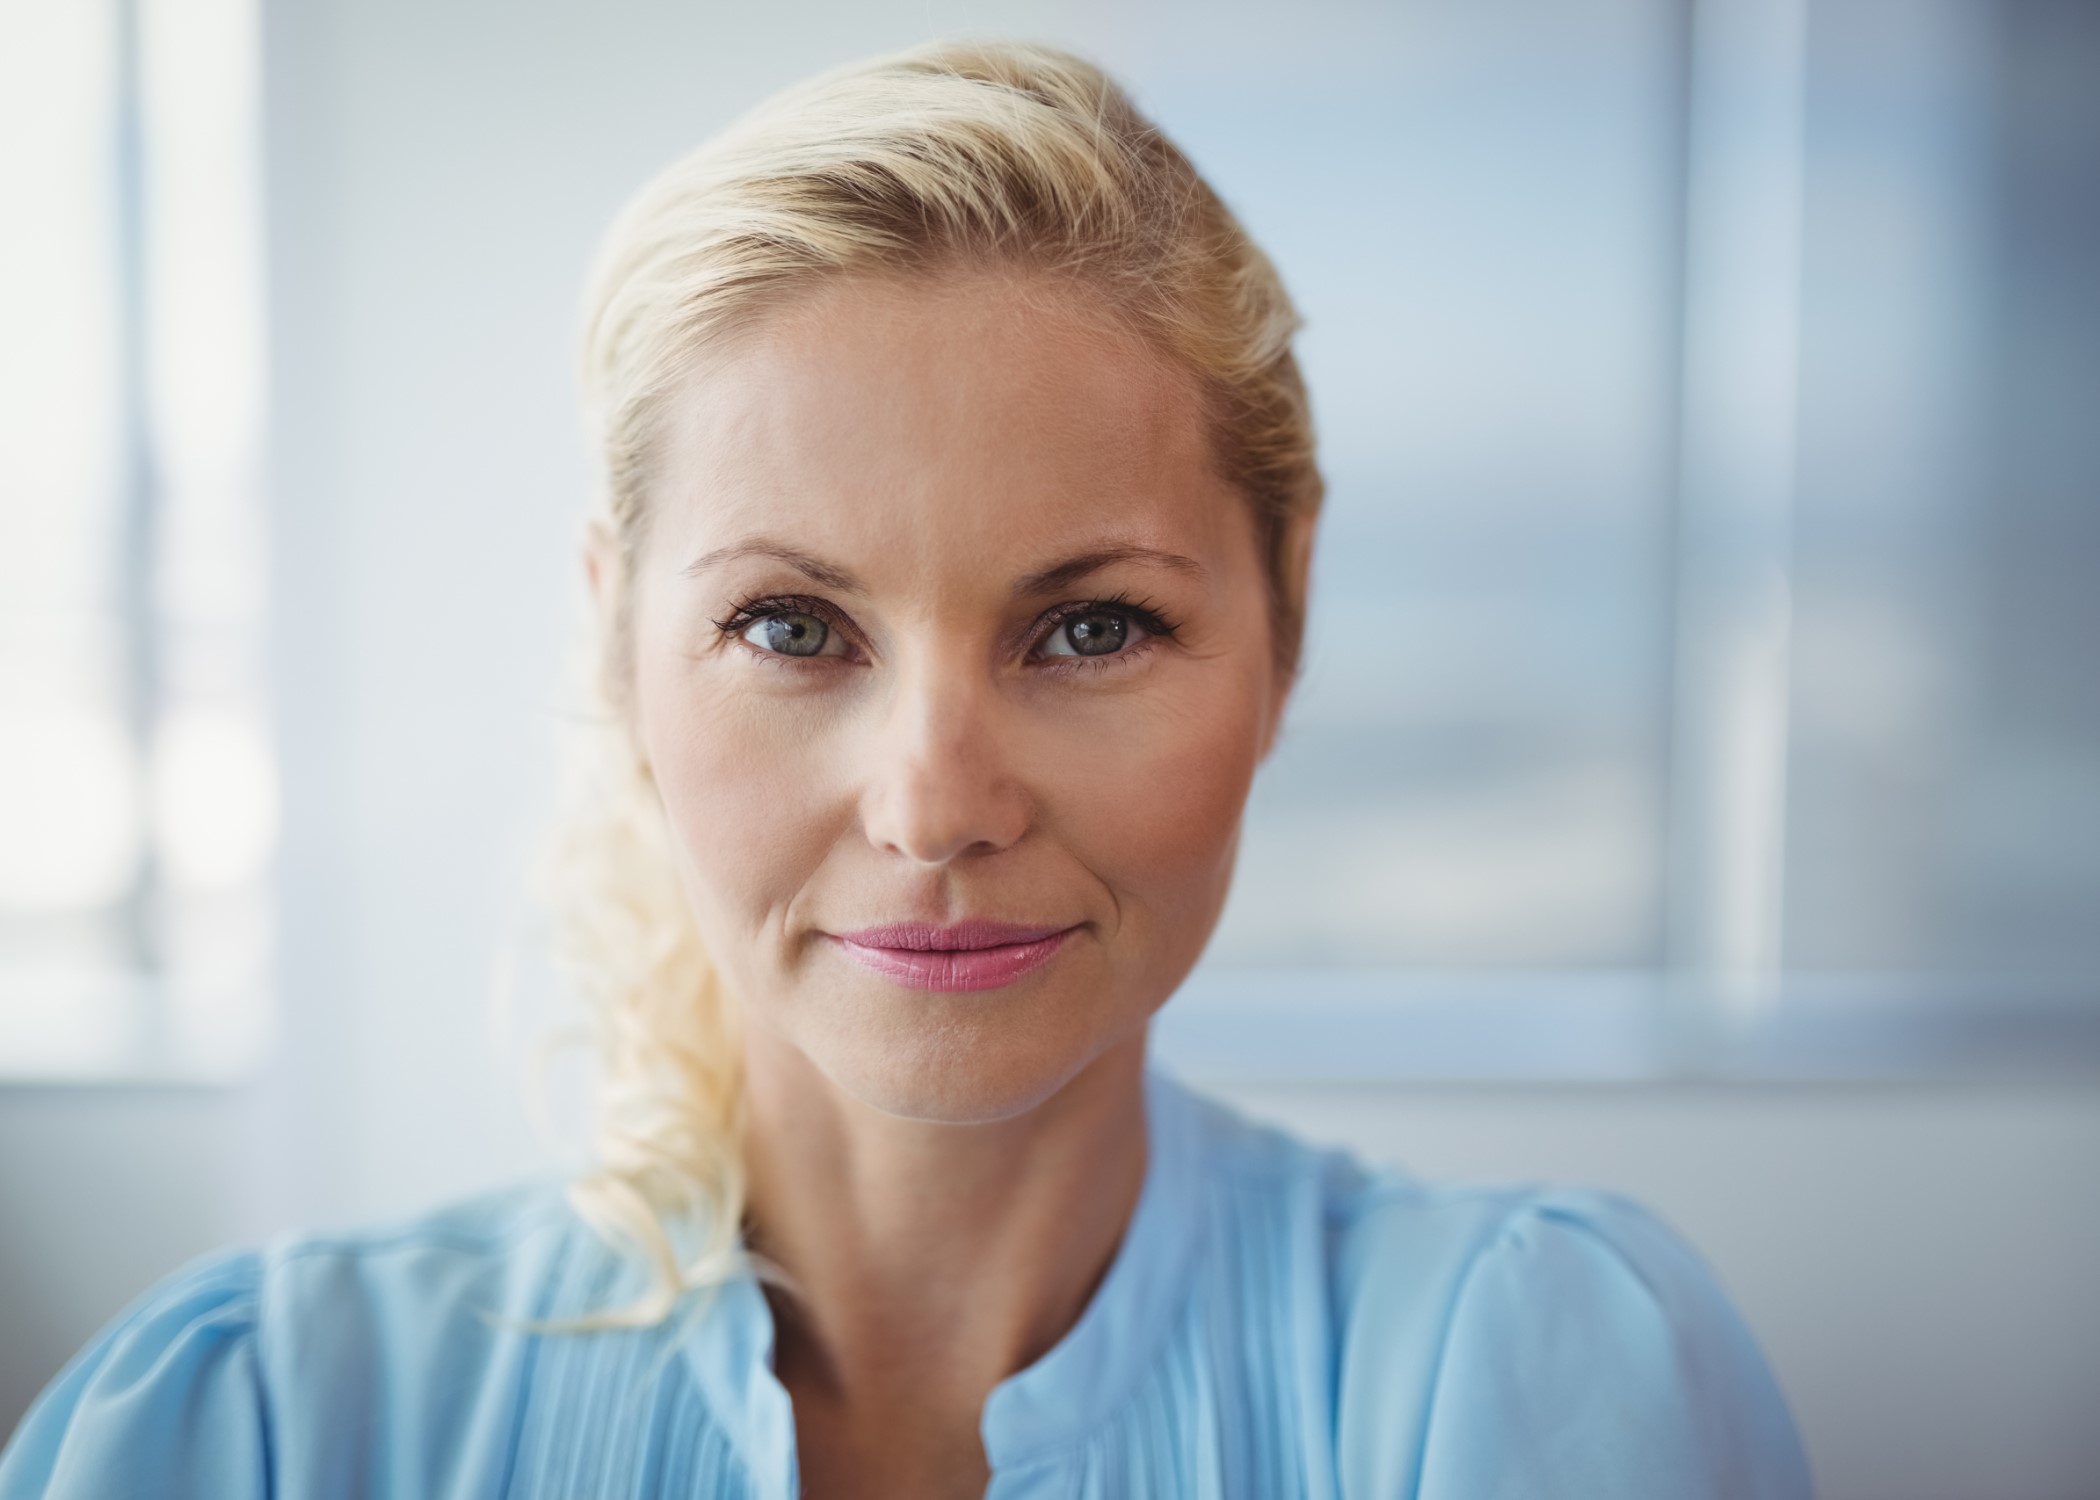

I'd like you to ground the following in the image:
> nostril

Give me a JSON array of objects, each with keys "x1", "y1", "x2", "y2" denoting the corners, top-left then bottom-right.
[{"x1": 862, "y1": 752, "x2": 1029, "y2": 866}]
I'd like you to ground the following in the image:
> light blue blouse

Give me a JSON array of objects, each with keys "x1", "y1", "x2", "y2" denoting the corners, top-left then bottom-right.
[{"x1": 0, "y1": 1070, "x2": 1812, "y2": 1498}]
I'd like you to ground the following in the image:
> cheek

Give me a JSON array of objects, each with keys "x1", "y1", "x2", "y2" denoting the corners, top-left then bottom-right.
[
  {"x1": 1051, "y1": 674, "x2": 1267, "y2": 932},
  {"x1": 631, "y1": 645, "x2": 845, "y2": 933}
]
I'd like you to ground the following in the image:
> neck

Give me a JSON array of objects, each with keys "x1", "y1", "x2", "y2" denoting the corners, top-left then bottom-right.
[{"x1": 739, "y1": 1031, "x2": 1151, "y2": 1416}]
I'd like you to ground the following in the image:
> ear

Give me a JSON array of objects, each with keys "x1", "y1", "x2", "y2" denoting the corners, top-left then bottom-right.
[
  {"x1": 1260, "y1": 508, "x2": 1310, "y2": 752},
  {"x1": 583, "y1": 517, "x2": 618, "y2": 614},
  {"x1": 1279, "y1": 507, "x2": 1316, "y2": 629},
  {"x1": 583, "y1": 517, "x2": 629, "y2": 650},
  {"x1": 1258, "y1": 509, "x2": 1318, "y2": 764},
  {"x1": 582, "y1": 517, "x2": 632, "y2": 711}
]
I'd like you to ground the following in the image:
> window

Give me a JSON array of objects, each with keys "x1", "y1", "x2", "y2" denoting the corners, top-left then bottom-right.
[
  {"x1": 1153, "y1": 0, "x2": 2100, "y2": 1079},
  {"x1": 0, "y1": 0, "x2": 269, "y2": 1079}
]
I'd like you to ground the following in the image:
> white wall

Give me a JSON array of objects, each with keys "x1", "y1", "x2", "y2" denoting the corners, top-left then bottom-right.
[
  {"x1": 0, "y1": 1088, "x2": 250, "y2": 1432},
  {"x1": 3, "y1": 2, "x2": 2098, "y2": 1498}
]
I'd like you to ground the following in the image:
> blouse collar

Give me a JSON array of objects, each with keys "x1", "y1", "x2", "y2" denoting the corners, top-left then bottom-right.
[
  {"x1": 977, "y1": 1066, "x2": 1206, "y2": 1466},
  {"x1": 677, "y1": 1067, "x2": 1207, "y2": 1491}
]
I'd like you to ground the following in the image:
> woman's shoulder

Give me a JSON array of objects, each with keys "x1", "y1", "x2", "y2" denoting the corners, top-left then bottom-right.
[
  {"x1": 0, "y1": 1243, "x2": 270, "y2": 1499},
  {"x1": 1163, "y1": 1077, "x2": 1815, "y2": 1497},
  {"x1": 251, "y1": 1175, "x2": 583, "y2": 1325},
  {"x1": 0, "y1": 1179, "x2": 592, "y2": 1500},
  {"x1": 1335, "y1": 1179, "x2": 1814, "y2": 1497},
  {"x1": 1163, "y1": 1073, "x2": 1774, "y2": 1341}
]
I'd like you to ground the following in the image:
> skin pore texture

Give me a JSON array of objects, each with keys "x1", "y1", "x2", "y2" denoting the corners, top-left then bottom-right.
[{"x1": 595, "y1": 269, "x2": 1308, "y2": 1498}]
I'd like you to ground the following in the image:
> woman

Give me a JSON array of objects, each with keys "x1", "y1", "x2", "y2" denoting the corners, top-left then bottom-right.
[{"x1": 0, "y1": 40, "x2": 1811, "y2": 1500}]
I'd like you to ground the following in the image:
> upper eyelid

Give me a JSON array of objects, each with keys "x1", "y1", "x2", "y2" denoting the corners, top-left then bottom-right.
[
  {"x1": 1033, "y1": 596, "x2": 1169, "y2": 627},
  {"x1": 714, "y1": 591, "x2": 839, "y2": 624},
  {"x1": 1028, "y1": 599, "x2": 1164, "y2": 650},
  {"x1": 714, "y1": 593, "x2": 854, "y2": 637}
]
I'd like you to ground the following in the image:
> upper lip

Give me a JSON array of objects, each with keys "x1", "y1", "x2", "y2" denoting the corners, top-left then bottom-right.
[{"x1": 832, "y1": 920, "x2": 1075, "y2": 951}]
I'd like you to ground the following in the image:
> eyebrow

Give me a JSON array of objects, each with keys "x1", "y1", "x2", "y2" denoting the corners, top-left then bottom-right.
[
  {"x1": 682, "y1": 540, "x2": 864, "y2": 591},
  {"x1": 683, "y1": 537, "x2": 1206, "y2": 598},
  {"x1": 1010, "y1": 544, "x2": 1206, "y2": 598}
]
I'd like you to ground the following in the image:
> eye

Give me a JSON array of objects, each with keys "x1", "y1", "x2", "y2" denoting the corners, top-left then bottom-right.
[
  {"x1": 740, "y1": 609, "x2": 842, "y2": 658},
  {"x1": 1036, "y1": 605, "x2": 1149, "y2": 659}
]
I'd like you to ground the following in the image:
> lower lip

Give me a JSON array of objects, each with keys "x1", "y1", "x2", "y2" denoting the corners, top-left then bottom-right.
[{"x1": 828, "y1": 929, "x2": 1075, "y2": 992}]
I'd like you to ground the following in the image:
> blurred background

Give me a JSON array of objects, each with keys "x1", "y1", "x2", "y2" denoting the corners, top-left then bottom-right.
[{"x1": 3, "y1": 0, "x2": 2098, "y2": 1495}]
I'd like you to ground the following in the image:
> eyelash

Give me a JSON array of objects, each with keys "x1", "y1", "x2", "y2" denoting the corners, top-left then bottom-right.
[
  {"x1": 1032, "y1": 591, "x2": 1182, "y2": 676},
  {"x1": 709, "y1": 590, "x2": 1182, "y2": 676}
]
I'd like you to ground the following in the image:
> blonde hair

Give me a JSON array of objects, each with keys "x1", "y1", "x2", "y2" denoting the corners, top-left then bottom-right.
[{"x1": 552, "y1": 37, "x2": 1322, "y2": 1324}]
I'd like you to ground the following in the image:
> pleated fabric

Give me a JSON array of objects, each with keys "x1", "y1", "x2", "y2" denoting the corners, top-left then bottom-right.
[{"x1": 0, "y1": 1070, "x2": 1814, "y2": 1499}]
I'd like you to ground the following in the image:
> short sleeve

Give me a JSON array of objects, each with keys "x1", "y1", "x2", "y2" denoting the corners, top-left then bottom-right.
[
  {"x1": 0, "y1": 1251, "x2": 271, "y2": 1500},
  {"x1": 1414, "y1": 1192, "x2": 1813, "y2": 1500}
]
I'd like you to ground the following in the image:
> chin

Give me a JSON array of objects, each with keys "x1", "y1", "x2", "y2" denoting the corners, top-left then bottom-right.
[{"x1": 793, "y1": 984, "x2": 1141, "y2": 1126}]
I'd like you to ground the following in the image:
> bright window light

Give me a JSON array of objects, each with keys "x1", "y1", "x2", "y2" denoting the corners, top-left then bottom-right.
[{"x1": 0, "y1": 0, "x2": 268, "y2": 1081}]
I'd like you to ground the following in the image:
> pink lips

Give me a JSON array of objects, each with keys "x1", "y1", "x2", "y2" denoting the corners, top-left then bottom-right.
[{"x1": 828, "y1": 919, "x2": 1078, "y2": 992}]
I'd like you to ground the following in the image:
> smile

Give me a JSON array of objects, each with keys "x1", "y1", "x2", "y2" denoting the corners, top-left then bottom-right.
[{"x1": 827, "y1": 920, "x2": 1078, "y2": 992}]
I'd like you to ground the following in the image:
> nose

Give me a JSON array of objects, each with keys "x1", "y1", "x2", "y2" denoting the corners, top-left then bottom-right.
[{"x1": 859, "y1": 652, "x2": 1031, "y2": 866}]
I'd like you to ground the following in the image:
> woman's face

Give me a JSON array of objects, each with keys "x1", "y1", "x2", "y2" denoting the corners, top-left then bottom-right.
[{"x1": 612, "y1": 270, "x2": 1298, "y2": 1124}]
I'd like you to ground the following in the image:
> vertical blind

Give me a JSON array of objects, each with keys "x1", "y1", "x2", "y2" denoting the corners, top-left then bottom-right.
[{"x1": 0, "y1": 0, "x2": 269, "y2": 1078}]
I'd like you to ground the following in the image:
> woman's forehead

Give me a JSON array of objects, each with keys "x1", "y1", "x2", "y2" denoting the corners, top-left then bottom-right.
[{"x1": 645, "y1": 273, "x2": 1242, "y2": 581}]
